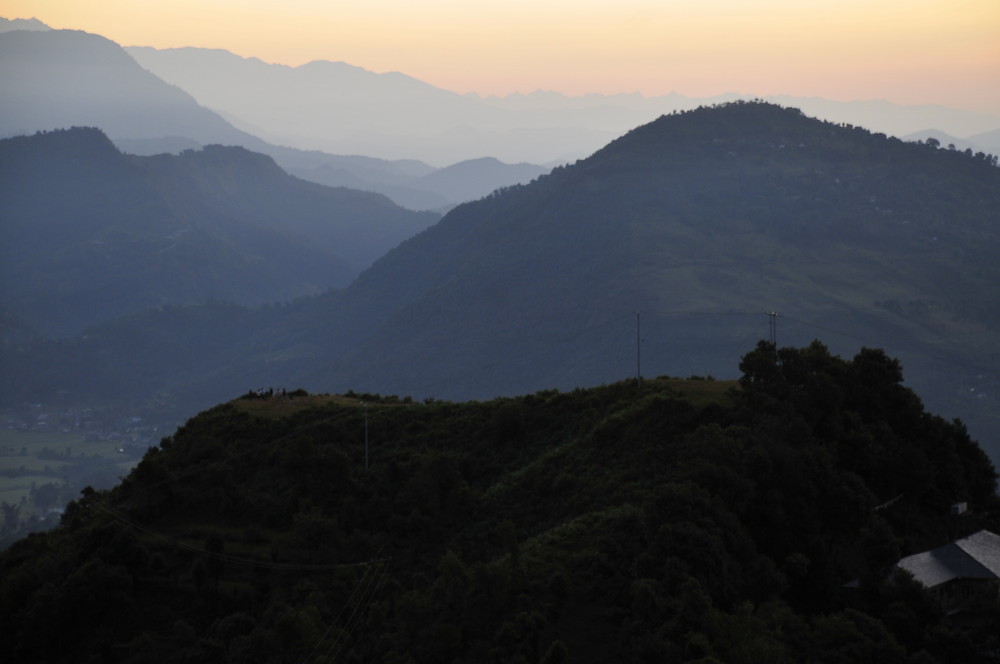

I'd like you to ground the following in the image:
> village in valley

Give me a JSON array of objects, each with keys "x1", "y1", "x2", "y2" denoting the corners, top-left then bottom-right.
[{"x1": 0, "y1": 401, "x2": 163, "y2": 548}]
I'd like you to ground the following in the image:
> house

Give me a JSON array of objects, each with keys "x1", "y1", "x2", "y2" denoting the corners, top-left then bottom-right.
[{"x1": 895, "y1": 530, "x2": 1000, "y2": 614}]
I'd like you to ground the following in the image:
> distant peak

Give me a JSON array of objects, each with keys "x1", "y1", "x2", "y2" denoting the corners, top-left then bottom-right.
[
  {"x1": 1, "y1": 126, "x2": 122, "y2": 161},
  {"x1": 181, "y1": 143, "x2": 286, "y2": 176},
  {"x1": 0, "y1": 17, "x2": 51, "y2": 32},
  {"x1": 296, "y1": 59, "x2": 369, "y2": 72}
]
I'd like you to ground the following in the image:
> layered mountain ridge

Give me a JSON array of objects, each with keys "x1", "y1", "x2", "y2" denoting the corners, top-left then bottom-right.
[
  {"x1": 0, "y1": 27, "x2": 551, "y2": 210},
  {"x1": 126, "y1": 43, "x2": 1000, "y2": 164},
  {"x1": 0, "y1": 127, "x2": 438, "y2": 336},
  {"x1": 6, "y1": 102, "x2": 998, "y2": 463}
]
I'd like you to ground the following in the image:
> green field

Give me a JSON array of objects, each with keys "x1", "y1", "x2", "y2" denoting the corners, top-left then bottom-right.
[{"x1": 0, "y1": 429, "x2": 135, "y2": 505}]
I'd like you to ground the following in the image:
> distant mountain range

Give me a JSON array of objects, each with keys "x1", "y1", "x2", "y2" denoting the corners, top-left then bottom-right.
[
  {"x1": 0, "y1": 29, "x2": 255, "y2": 148},
  {"x1": 285, "y1": 155, "x2": 548, "y2": 212},
  {"x1": 6, "y1": 103, "x2": 999, "y2": 463},
  {"x1": 0, "y1": 26, "x2": 550, "y2": 210},
  {"x1": 4, "y1": 19, "x2": 997, "y2": 202},
  {"x1": 5, "y1": 17, "x2": 999, "y2": 169},
  {"x1": 901, "y1": 128, "x2": 1000, "y2": 160},
  {"x1": 0, "y1": 127, "x2": 438, "y2": 336},
  {"x1": 126, "y1": 44, "x2": 1000, "y2": 165}
]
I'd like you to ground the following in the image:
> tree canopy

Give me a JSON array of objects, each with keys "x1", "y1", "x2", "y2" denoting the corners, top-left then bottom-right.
[{"x1": 1, "y1": 342, "x2": 997, "y2": 663}]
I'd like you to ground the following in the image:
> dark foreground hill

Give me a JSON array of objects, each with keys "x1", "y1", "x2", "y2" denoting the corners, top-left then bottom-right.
[
  {"x1": 1, "y1": 343, "x2": 998, "y2": 663},
  {"x1": 0, "y1": 127, "x2": 438, "y2": 335}
]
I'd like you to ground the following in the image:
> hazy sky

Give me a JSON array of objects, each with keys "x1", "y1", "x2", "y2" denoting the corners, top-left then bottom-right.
[{"x1": 7, "y1": 0, "x2": 1000, "y2": 112}]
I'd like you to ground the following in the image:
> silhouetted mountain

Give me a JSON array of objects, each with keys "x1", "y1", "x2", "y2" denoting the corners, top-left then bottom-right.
[
  {"x1": 2, "y1": 345, "x2": 998, "y2": 662},
  {"x1": 125, "y1": 45, "x2": 614, "y2": 164},
  {"x1": 1, "y1": 28, "x2": 546, "y2": 210},
  {"x1": 283, "y1": 155, "x2": 451, "y2": 211},
  {"x1": 0, "y1": 29, "x2": 257, "y2": 147},
  {"x1": 0, "y1": 127, "x2": 438, "y2": 335},
  {"x1": 124, "y1": 46, "x2": 479, "y2": 143},
  {"x1": 757, "y1": 95, "x2": 1000, "y2": 143},
  {"x1": 5, "y1": 103, "x2": 1000, "y2": 462},
  {"x1": 968, "y1": 128, "x2": 1000, "y2": 157},
  {"x1": 112, "y1": 136, "x2": 204, "y2": 155},
  {"x1": 416, "y1": 157, "x2": 550, "y2": 203},
  {"x1": 0, "y1": 17, "x2": 50, "y2": 32},
  {"x1": 900, "y1": 130, "x2": 988, "y2": 154}
]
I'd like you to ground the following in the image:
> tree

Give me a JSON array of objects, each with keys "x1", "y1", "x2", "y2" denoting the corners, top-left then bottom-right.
[
  {"x1": 541, "y1": 639, "x2": 569, "y2": 664},
  {"x1": 0, "y1": 501, "x2": 20, "y2": 530}
]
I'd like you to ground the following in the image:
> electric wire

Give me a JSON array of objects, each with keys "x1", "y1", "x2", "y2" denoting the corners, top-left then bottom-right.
[
  {"x1": 316, "y1": 558, "x2": 390, "y2": 664},
  {"x1": 299, "y1": 556, "x2": 389, "y2": 664},
  {"x1": 86, "y1": 496, "x2": 385, "y2": 571},
  {"x1": 394, "y1": 310, "x2": 636, "y2": 396}
]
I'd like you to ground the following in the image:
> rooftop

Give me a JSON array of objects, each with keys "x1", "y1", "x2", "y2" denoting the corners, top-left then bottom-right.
[{"x1": 896, "y1": 530, "x2": 1000, "y2": 588}]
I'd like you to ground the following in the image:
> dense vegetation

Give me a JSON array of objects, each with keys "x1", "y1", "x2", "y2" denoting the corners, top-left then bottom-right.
[{"x1": 2, "y1": 342, "x2": 997, "y2": 663}]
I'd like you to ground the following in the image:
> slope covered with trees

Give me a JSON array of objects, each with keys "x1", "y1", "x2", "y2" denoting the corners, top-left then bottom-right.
[
  {"x1": 1, "y1": 343, "x2": 997, "y2": 663},
  {"x1": 0, "y1": 127, "x2": 438, "y2": 335}
]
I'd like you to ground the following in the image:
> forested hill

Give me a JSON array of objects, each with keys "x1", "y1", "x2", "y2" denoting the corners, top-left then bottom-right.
[
  {"x1": 2, "y1": 343, "x2": 998, "y2": 663},
  {"x1": 0, "y1": 127, "x2": 439, "y2": 336},
  {"x1": 279, "y1": 100, "x2": 1000, "y2": 462}
]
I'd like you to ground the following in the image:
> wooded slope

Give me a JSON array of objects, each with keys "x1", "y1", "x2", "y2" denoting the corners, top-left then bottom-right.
[{"x1": 2, "y1": 343, "x2": 997, "y2": 663}]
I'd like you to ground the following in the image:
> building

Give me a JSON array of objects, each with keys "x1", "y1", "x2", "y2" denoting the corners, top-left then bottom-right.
[{"x1": 895, "y1": 530, "x2": 1000, "y2": 614}]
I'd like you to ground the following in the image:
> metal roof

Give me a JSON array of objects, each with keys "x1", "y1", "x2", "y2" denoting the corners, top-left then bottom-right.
[{"x1": 896, "y1": 530, "x2": 1000, "y2": 588}]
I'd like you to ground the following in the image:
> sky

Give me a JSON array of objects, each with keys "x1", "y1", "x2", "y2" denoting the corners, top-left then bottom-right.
[{"x1": 6, "y1": 0, "x2": 1000, "y2": 113}]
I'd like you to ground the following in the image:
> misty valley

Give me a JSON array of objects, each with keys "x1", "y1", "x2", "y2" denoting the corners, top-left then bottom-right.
[{"x1": 2, "y1": 18, "x2": 1000, "y2": 664}]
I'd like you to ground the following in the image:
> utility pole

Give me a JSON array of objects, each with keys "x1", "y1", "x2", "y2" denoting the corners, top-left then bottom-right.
[
  {"x1": 767, "y1": 311, "x2": 778, "y2": 360},
  {"x1": 363, "y1": 402, "x2": 369, "y2": 470},
  {"x1": 636, "y1": 310, "x2": 641, "y2": 388}
]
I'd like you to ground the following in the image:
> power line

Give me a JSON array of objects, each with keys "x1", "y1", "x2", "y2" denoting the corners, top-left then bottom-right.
[
  {"x1": 75, "y1": 305, "x2": 994, "y2": 572},
  {"x1": 384, "y1": 310, "x2": 636, "y2": 397},
  {"x1": 301, "y1": 555, "x2": 390, "y2": 664},
  {"x1": 636, "y1": 310, "x2": 641, "y2": 387},
  {"x1": 85, "y1": 497, "x2": 387, "y2": 571},
  {"x1": 315, "y1": 559, "x2": 390, "y2": 664},
  {"x1": 329, "y1": 304, "x2": 1000, "y2": 401}
]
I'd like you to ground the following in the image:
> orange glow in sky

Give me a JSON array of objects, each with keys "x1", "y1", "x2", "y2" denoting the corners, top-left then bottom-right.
[{"x1": 5, "y1": 0, "x2": 1000, "y2": 112}]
